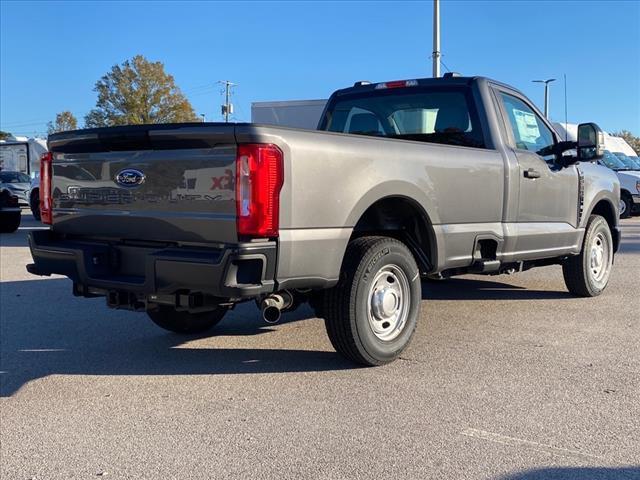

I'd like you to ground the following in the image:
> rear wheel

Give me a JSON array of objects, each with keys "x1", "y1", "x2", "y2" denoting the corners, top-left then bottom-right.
[
  {"x1": 147, "y1": 306, "x2": 227, "y2": 334},
  {"x1": 562, "y1": 215, "x2": 613, "y2": 297},
  {"x1": 0, "y1": 212, "x2": 21, "y2": 233},
  {"x1": 323, "y1": 236, "x2": 421, "y2": 366}
]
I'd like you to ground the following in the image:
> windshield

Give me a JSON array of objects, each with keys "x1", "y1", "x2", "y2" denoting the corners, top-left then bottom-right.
[
  {"x1": 320, "y1": 87, "x2": 485, "y2": 149},
  {"x1": 613, "y1": 152, "x2": 640, "y2": 170},
  {"x1": 600, "y1": 151, "x2": 627, "y2": 170},
  {"x1": 628, "y1": 156, "x2": 640, "y2": 169},
  {"x1": 0, "y1": 171, "x2": 30, "y2": 183}
]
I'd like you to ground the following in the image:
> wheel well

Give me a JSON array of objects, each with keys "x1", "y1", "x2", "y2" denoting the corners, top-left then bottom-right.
[
  {"x1": 590, "y1": 199, "x2": 619, "y2": 252},
  {"x1": 620, "y1": 189, "x2": 632, "y2": 199},
  {"x1": 352, "y1": 197, "x2": 435, "y2": 273}
]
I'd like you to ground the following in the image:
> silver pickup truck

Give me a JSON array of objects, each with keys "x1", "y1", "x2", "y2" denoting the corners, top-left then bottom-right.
[{"x1": 28, "y1": 75, "x2": 620, "y2": 365}]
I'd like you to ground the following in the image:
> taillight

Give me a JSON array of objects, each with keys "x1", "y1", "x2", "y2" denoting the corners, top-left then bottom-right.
[
  {"x1": 235, "y1": 144, "x2": 284, "y2": 238},
  {"x1": 40, "y1": 152, "x2": 53, "y2": 224}
]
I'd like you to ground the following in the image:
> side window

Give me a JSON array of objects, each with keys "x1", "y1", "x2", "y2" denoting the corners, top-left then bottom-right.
[{"x1": 499, "y1": 92, "x2": 555, "y2": 155}]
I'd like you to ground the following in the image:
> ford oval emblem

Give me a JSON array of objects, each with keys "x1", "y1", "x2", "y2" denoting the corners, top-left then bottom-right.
[{"x1": 115, "y1": 168, "x2": 146, "y2": 188}]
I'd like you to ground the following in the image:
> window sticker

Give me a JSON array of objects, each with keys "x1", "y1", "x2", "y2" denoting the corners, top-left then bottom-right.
[{"x1": 513, "y1": 108, "x2": 540, "y2": 143}]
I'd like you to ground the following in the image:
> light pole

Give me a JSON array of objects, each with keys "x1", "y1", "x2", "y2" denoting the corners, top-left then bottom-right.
[
  {"x1": 532, "y1": 78, "x2": 556, "y2": 118},
  {"x1": 432, "y1": 0, "x2": 440, "y2": 78}
]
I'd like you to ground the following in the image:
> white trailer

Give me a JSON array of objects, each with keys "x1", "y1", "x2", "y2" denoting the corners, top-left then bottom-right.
[
  {"x1": 251, "y1": 100, "x2": 328, "y2": 130},
  {"x1": 607, "y1": 135, "x2": 638, "y2": 158},
  {"x1": 0, "y1": 137, "x2": 48, "y2": 176}
]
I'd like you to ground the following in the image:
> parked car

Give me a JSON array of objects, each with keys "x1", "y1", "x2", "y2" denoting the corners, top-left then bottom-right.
[
  {"x1": 0, "y1": 170, "x2": 31, "y2": 206},
  {"x1": 612, "y1": 151, "x2": 640, "y2": 172},
  {"x1": 599, "y1": 150, "x2": 640, "y2": 218},
  {"x1": 0, "y1": 187, "x2": 21, "y2": 233},
  {"x1": 27, "y1": 75, "x2": 620, "y2": 366}
]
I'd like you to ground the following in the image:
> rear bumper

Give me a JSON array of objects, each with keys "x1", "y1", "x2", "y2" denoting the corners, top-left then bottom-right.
[{"x1": 27, "y1": 230, "x2": 276, "y2": 300}]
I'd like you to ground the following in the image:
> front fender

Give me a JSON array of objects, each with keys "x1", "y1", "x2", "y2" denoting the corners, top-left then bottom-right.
[{"x1": 579, "y1": 163, "x2": 620, "y2": 230}]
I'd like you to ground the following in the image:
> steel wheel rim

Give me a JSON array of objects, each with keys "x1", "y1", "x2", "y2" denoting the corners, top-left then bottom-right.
[
  {"x1": 589, "y1": 231, "x2": 611, "y2": 287},
  {"x1": 619, "y1": 199, "x2": 626, "y2": 216},
  {"x1": 367, "y1": 264, "x2": 410, "y2": 341}
]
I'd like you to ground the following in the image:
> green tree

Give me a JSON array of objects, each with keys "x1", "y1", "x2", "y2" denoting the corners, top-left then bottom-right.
[
  {"x1": 47, "y1": 111, "x2": 78, "y2": 134},
  {"x1": 85, "y1": 55, "x2": 198, "y2": 127},
  {"x1": 612, "y1": 130, "x2": 640, "y2": 155},
  {"x1": 0, "y1": 131, "x2": 12, "y2": 141}
]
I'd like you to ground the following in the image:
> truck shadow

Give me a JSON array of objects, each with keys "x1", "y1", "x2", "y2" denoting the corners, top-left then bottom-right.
[
  {"x1": 497, "y1": 467, "x2": 640, "y2": 480},
  {"x1": 0, "y1": 278, "x2": 357, "y2": 397},
  {"x1": 2, "y1": 271, "x2": 581, "y2": 396},
  {"x1": 422, "y1": 277, "x2": 574, "y2": 301}
]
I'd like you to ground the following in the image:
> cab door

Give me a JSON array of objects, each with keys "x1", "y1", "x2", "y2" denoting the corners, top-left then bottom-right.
[{"x1": 494, "y1": 88, "x2": 579, "y2": 255}]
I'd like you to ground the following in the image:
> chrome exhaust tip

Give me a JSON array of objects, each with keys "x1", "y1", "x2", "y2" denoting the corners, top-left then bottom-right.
[
  {"x1": 260, "y1": 291, "x2": 293, "y2": 324},
  {"x1": 262, "y1": 305, "x2": 282, "y2": 324}
]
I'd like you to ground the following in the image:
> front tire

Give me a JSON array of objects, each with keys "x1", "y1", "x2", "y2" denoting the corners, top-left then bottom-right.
[
  {"x1": 0, "y1": 212, "x2": 21, "y2": 233},
  {"x1": 147, "y1": 306, "x2": 227, "y2": 334},
  {"x1": 562, "y1": 215, "x2": 613, "y2": 297},
  {"x1": 323, "y1": 236, "x2": 421, "y2": 366},
  {"x1": 620, "y1": 194, "x2": 632, "y2": 219},
  {"x1": 30, "y1": 189, "x2": 41, "y2": 221}
]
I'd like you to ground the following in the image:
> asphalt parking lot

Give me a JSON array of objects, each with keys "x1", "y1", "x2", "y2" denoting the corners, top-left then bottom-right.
[{"x1": 1, "y1": 213, "x2": 639, "y2": 480}]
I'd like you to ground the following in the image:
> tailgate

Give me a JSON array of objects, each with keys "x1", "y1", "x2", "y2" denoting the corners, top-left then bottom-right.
[{"x1": 48, "y1": 124, "x2": 238, "y2": 244}]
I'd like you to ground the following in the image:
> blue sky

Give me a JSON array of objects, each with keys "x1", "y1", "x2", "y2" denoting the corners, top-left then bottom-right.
[{"x1": 1, "y1": 0, "x2": 639, "y2": 137}]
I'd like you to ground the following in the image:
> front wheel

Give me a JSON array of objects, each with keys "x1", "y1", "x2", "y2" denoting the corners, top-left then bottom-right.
[
  {"x1": 30, "y1": 189, "x2": 41, "y2": 221},
  {"x1": 562, "y1": 215, "x2": 613, "y2": 297},
  {"x1": 0, "y1": 212, "x2": 21, "y2": 233},
  {"x1": 147, "y1": 306, "x2": 227, "y2": 334},
  {"x1": 323, "y1": 236, "x2": 421, "y2": 366},
  {"x1": 619, "y1": 194, "x2": 631, "y2": 219}
]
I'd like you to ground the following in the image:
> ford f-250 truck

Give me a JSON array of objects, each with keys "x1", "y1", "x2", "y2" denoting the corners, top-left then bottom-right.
[{"x1": 27, "y1": 75, "x2": 620, "y2": 366}]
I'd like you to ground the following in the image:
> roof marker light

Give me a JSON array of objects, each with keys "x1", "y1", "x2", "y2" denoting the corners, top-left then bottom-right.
[{"x1": 374, "y1": 80, "x2": 419, "y2": 90}]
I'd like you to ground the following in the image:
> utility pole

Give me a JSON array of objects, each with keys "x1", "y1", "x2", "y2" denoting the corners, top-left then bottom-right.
[
  {"x1": 532, "y1": 78, "x2": 556, "y2": 118},
  {"x1": 432, "y1": 0, "x2": 441, "y2": 78},
  {"x1": 218, "y1": 80, "x2": 236, "y2": 123}
]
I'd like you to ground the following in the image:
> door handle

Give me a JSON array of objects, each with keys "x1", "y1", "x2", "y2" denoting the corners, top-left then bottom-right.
[{"x1": 524, "y1": 168, "x2": 541, "y2": 179}]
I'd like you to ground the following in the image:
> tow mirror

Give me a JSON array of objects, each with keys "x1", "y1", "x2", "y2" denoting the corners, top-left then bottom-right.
[{"x1": 577, "y1": 123, "x2": 605, "y2": 161}]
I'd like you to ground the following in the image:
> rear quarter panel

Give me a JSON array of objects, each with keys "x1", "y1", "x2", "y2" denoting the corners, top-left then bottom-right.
[{"x1": 236, "y1": 125, "x2": 504, "y2": 287}]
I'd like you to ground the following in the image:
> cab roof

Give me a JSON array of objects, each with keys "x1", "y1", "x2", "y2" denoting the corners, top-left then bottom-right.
[{"x1": 331, "y1": 75, "x2": 520, "y2": 98}]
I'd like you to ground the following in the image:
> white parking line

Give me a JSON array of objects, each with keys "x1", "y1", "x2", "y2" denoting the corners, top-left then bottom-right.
[{"x1": 461, "y1": 428, "x2": 602, "y2": 462}]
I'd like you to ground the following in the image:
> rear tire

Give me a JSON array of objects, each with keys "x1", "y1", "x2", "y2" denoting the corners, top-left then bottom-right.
[
  {"x1": 323, "y1": 236, "x2": 421, "y2": 366},
  {"x1": 562, "y1": 215, "x2": 613, "y2": 297},
  {"x1": 147, "y1": 306, "x2": 227, "y2": 334},
  {"x1": 0, "y1": 212, "x2": 21, "y2": 233}
]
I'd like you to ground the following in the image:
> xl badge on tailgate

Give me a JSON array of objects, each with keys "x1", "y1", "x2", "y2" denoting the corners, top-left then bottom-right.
[{"x1": 115, "y1": 168, "x2": 146, "y2": 187}]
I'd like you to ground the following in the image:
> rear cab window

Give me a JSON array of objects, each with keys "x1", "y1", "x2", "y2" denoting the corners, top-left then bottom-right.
[{"x1": 320, "y1": 86, "x2": 486, "y2": 149}]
